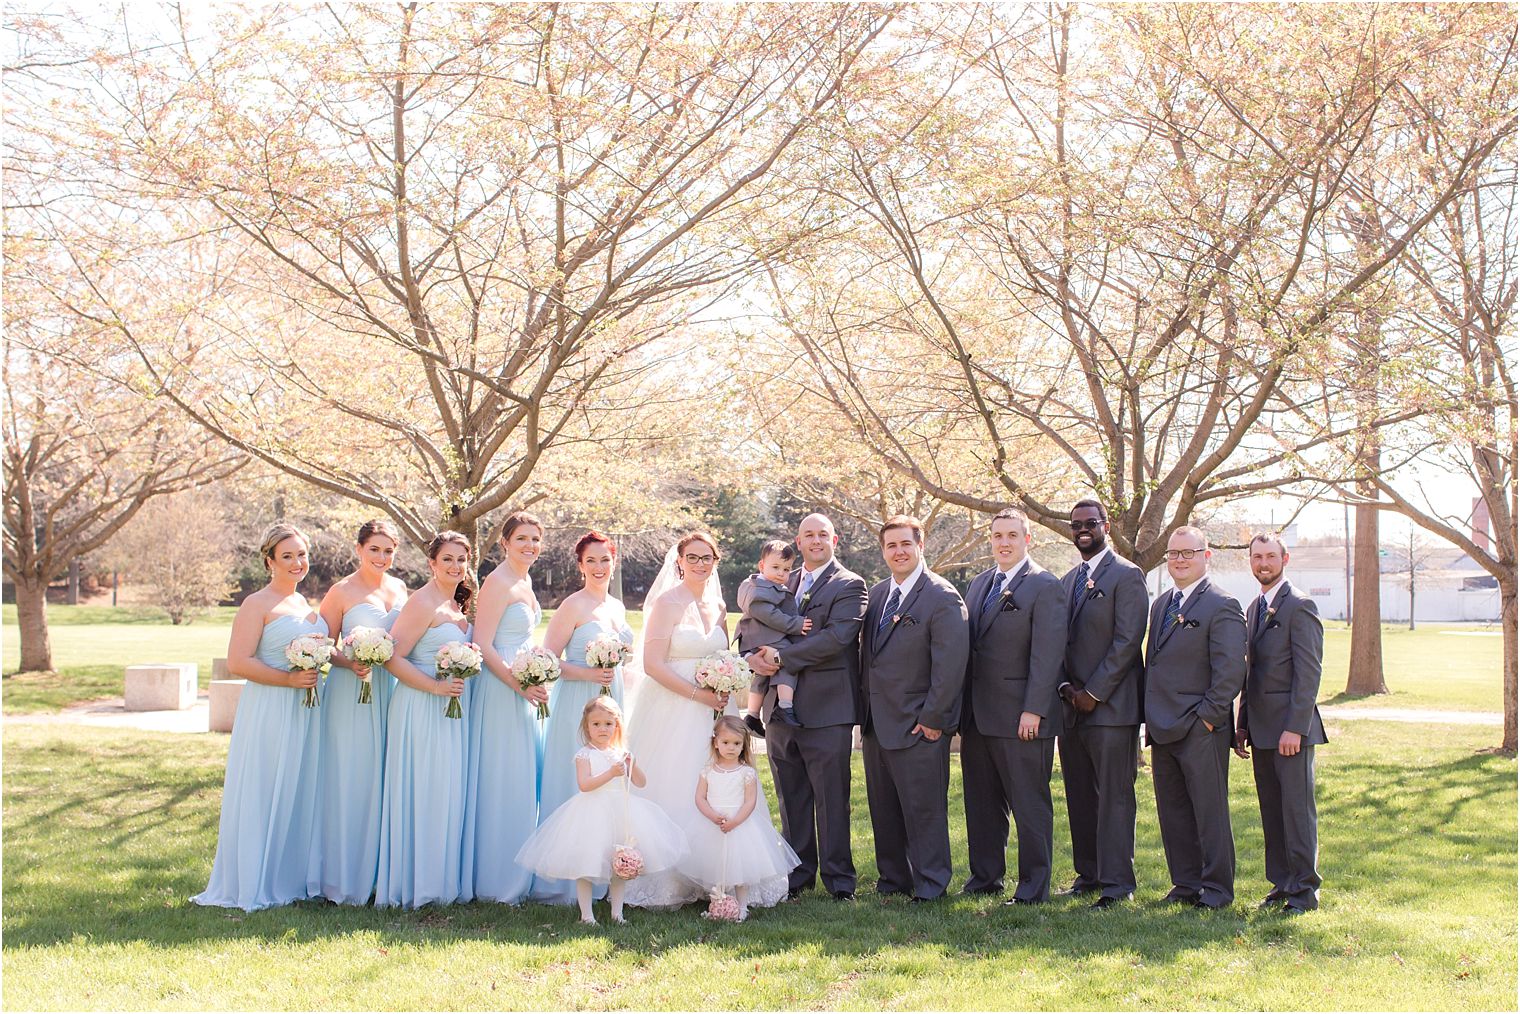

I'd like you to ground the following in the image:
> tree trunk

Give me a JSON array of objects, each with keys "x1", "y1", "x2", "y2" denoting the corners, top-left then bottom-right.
[
  {"x1": 1346, "y1": 501, "x2": 1388, "y2": 694},
  {"x1": 1502, "y1": 576, "x2": 1517, "y2": 754},
  {"x1": 14, "y1": 576, "x2": 54, "y2": 673}
]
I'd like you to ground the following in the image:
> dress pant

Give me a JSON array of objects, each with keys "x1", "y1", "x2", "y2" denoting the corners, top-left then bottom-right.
[
  {"x1": 863, "y1": 731, "x2": 953, "y2": 899},
  {"x1": 1252, "y1": 743, "x2": 1321, "y2": 909},
  {"x1": 961, "y1": 722, "x2": 1054, "y2": 900},
  {"x1": 1151, "y1": 720, "x2": 1235, "y2": 906},
  {"x1": 1057, "y1": 723, "x2": 1138, "y2": 898},
  {"x1": 765, "y1": 721, "x2": 856, "y2": 895}
]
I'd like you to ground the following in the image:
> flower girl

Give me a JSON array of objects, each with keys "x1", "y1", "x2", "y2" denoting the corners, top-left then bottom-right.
[
  {"x1": 678, "y1": 716, "x2": 800, "y2": 920},
  {"x1": 514, "y1": 697, "x2": 687, "y2": 924}
]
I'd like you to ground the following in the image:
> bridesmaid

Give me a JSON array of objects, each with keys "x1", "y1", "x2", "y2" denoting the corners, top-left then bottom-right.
[
  {"x1": 314, "y1": 519, "x2": 408, "y2": 904},
  {"x1": 375, "y1": 530, "x2": 473, "y2": 908},
  {"x1": 462, "y1": 511, "x2": 546, "y2": 904},
  {"x1": 194, "y1": 523, "x2": 326, "y2": 910},
  {"x1": 530, "y1": 529, "x2": 635, "y2": 905}
]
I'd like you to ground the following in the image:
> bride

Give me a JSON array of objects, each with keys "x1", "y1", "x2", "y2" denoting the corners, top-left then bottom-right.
[{"x1": 623, "y1": 531, "x2": 741, "y2": 909}]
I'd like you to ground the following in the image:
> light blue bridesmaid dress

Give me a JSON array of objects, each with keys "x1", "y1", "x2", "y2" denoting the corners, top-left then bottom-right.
[
  {"x1": 461, "y1": 600, "x2": 542, "y2": 903},
  {"x1": 529, "y1": 613, "x2": 634, "y2": 904},
  {"x1": 314, "y1": 602, "x2": 398, "y2": 904},
  {"x1": 193, "y1": 612, "x2": 325, "y2": 910},
  {"x1": 375, "y1": 621, "x2": 470, "y2": 908}
]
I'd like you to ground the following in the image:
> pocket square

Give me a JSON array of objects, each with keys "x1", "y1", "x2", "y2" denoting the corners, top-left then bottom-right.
[
  {"x1": 1086, "y1": 588, "x2": 1106, "y2": 601},
  {"x1": 1265, "y1": 620, "x2": 1281, "y2": 631}
]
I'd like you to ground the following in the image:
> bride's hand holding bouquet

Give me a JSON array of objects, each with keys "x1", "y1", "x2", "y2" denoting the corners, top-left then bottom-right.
[{"x1": 694, "y1": 650, "x2": 752, "y2": 719}]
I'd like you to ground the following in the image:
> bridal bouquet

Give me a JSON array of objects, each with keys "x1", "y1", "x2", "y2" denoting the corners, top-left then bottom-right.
[
  {"x1": 694, "y1": 651, "x2": 752, "y2": 718},
  {"x1": 343, "y1": 626, "x2": 394, "y2": 704},
  {"x1": 582, "y1": 633, "x2": 632, "y2": 695},
  {"x1": 512, "y1": 646, "x2": 561, "y2": 720},
  {"x1": 286, "y1": 634, "x2": 335, "y2": 709},
  {"x1": 435, "y1": 641, "x2": 483, "y2": 719}
]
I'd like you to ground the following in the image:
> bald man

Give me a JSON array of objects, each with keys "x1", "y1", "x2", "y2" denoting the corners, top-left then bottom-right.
[{"x1": 752, "y1": 513, "x2": 869, "y2": 899}]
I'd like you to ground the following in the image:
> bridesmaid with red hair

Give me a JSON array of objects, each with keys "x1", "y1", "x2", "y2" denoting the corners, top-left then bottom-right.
[{"x1": 529, "y1": 529, "x2": 636, "y2": 905}]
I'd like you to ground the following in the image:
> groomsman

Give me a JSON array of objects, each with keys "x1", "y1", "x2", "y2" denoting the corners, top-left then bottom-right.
[
  {"x1": 1234, "y1": 533, "x2": 1327, "y2": 914},
  {"x1": 960, "y1": 508, "x2": 1066, "y2": 904},
  {"x1": 1145, "y1": 526, "x2": 1246, "y2": 909},
  {"x1": 859, "y1": 515, "x2": 969, "y2": 901},
  {"x1": 1057, "y1": 498, "x2": 1147, "y2": 909},
  {"x1": 751, "y1": 513, "x2": 868, "y2": 900}
]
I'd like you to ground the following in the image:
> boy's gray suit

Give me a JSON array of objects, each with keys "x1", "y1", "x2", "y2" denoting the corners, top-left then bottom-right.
[
  {"x1": 960, "y1": 560, "x2": 1066, "y2": 900},
  {"x1": 1058, "y1": 551, "x2": 1148, "y2": 899},
  {"x1": 737, "y1": 574, "x2": 805, "y2": 696},
  {"x1": 1144, "y1": 577, "x2": 1247, "y2": 906},
  {"x1": 765, "y1": 559, "x2": 868, "y2": 896},
  {"x1": 1238, "y1": 581, "x2": 1326, "y2": 910},
  {"x1": 859, "y1": 568, "x2": 970, "y2": 899}
]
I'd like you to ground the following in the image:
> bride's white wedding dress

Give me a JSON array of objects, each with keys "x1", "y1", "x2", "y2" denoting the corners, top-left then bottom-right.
[{"x1": 623, "y1": 607, "x2": 740, "y2": 909}]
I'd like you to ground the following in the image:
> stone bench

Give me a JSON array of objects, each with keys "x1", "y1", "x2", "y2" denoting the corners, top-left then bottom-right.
[
  {"x1": 124, "y1": 663, "x2": 198, "y2": 711},
  {"x1": 212, "y1": 657, "x2": 230, "y2": 681},
  {"x1": 209, "y1": 679, "x2": 246, "y2": 733}
]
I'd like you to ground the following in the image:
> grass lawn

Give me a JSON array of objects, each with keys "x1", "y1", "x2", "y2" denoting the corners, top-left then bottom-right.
[
  {"x1": 1, "y1": 719, "x2": 1513, "y2": 1010},
  {"x1": 4, "y1": 607, "x2": 1503, "y2": 716}
]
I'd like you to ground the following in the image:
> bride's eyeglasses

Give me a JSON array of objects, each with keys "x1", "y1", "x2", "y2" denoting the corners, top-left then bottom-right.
[{"x1": 682, "y1": 553, "x2": 716, "y2": 566}]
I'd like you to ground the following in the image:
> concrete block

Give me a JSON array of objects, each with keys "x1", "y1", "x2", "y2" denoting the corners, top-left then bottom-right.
[
  {"x1": 212, "y1": 657, "x2": 230, "y2": 680},
  {"x1": 209, "y1": 679, "x2": 246, "y2": 733},
  {"x1": 124, "y1": 663, "x2": 198, "y2": 711}
]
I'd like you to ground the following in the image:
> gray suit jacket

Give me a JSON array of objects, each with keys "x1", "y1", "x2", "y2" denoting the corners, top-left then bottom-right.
[
  {"x1": 1144, "y1": 577, "x2": 1247, "y2": 745},
  {"x1": 736, "y1": 574, "x2": 805, "y2": 652},
  {"x1": 860, "y1": 568, "x2": 971, "y2": 750},
  {"x1": 1061, "y1": 551, "x2": 1148, "y2": 727},
  {"x1": 771, "y1": 559, "x2": 868, "y2": 728},
  {"x1": 964, "y1": 561, "x2": 1066, "y2": 739},
  {"x1": 1238, "y1": 582, "x2": 1328, "y2": 747}
]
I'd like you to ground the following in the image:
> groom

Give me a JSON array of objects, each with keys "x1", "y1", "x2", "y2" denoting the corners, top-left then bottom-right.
[
  {"x1": 750, "y1": 513, "x2": 868, "y2": 899},
  {"x1": 859, "y1": 515, "x2": 969, "y2": 901}
]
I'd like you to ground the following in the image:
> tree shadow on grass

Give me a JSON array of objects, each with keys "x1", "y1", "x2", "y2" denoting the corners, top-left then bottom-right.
[{"x1": 4, "y1": 736, "x2": 1514, "y2": 975}]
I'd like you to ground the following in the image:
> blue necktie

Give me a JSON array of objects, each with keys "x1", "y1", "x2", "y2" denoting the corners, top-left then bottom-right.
[
  {"x1": 1165, "y1": 589, "x2": 1183, "y2": 630},
  {"x1": 1254, "y1": 594, "x2": 1268, "y2": 636},
  {"x1": 983, "y1": 571, "x2": 1007, "y2": 613},
  {"x1": 1070, "y1": 561, "x2": 1090, "y2": 614},
  {"x1": 878, "y1": 586, "x2": 901, "y2": 633},
  {"x1": 797, "y1": 569, "x2": 815, "y2": 606}
]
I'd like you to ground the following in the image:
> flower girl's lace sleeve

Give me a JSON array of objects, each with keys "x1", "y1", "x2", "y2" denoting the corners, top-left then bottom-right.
[{"x1": 741, "y1": 765, "x2": 757, "y2": 783}]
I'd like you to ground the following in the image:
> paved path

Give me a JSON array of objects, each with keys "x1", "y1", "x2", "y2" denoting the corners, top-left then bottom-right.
[{"x1": 3, "y1": 698, "x2": 1502, "y2": 734}]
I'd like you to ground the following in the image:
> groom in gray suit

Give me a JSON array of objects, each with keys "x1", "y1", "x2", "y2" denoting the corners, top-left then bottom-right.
[
  {"x1": 750, "y1": 513, "x2": 868, "y2": 899},
  {"x1": 1235, "y1": 533, "x2": 1327, "y2": 914},
  {"x1": 860, "y1": 515, "x2": 969, "y2": 900},
  {"x1": 1145, "y1": 525, "x2": 1246, "y2": 909},
  {"x1": 960, "y1": 507, "x2": 1066, "y2": 903}
]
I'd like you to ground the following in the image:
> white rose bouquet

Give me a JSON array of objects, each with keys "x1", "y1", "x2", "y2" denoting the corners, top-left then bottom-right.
[
  {"x1": 285, "y1": 634, "x2": 335, "y2": 708},
  {"x1": 512, "y1": 645, "x2": 561, "y2": 720},
  {"x1": 343, "y1": 626, "x2": 395, "y2": 704},
  {"x1": 694, "y1": 650, "x2": 752, "y2": 718},
  {"x1": 435, "y1": 640, "x2": 483, "y2": 719},
  {"x1": 582, "y1": 633, "x2": 632, "y2": 696}
]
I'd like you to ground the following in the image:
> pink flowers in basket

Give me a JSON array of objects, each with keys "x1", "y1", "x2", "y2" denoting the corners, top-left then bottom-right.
[
  {"x1": 706, "y1": 890, "x2": 741, "y2": 922},
  {"x1": 693, "y1": 650, "x2": 753, "y2": 718},
  {"x1": 611, "y1": 843, "x2": 644, "y2": 880}
]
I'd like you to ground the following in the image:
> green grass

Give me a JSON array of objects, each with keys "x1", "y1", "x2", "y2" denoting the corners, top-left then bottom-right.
[
  {"x1": 4, "y1": 608, "x2": 1500, "y2": 715},
  {"x1": 2, "y1": 719, "x2": 1513, "y2": 1010}
]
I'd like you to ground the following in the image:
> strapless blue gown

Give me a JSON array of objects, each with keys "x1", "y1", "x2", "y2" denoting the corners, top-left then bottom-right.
[
  {"x1": 193, "y1": 613, "x2": 325, "y2": 910},
  {"x1": 461, "y1": 601, "x2": 541, "y2": 903},
  {"x1": 530, "y1": 614, "x2": 633, "y2": 904},
  {"x1": 375, "y1": 622, "x2": 469, "y2": 908},
  {"x1": 314, "y1": 602, "x2": 398, "y2": 904}
]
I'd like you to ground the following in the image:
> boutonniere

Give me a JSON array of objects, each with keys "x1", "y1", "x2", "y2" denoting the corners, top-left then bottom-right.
[
  {"x1": 1174, "y1": 614, "x2": 1200, "y2": 629},
  {"x1": 1084, "y1": 578, "x2": 1096, "y2": 591},
  {"x1": 800, "y1": 592, "x2": 812, "y2": 609}
]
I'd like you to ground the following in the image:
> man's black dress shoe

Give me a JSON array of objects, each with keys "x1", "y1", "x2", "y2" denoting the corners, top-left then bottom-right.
[
  {"x1": 1257, "y1": 890, "x2": 1288, "y2": 909},
  {"x1": 1002, "y1": 896, "x2": 1040, "y2": 907},
  {"x1": 831, "y1": 890, "x2": 855, "y2": 901},
  {"x1": 961, "y1": 885, "x2": 1002, "y2": 897},
  {"x1": 1192, "y1": 899, "x2": 1229, "y2": 911},
  {"x1": 1056, "y1": 882, "x2": 1099, "y2": 897},
  {"x1": 1163, "y1": 891, "x2": 1201, "y2": 906},
  {"x1": 1091, "y1": 893, "x2": 1131, "y2": 910},
  {"x1": 1282, "y1": 902, "x2": 1312, "y2": 916}
]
